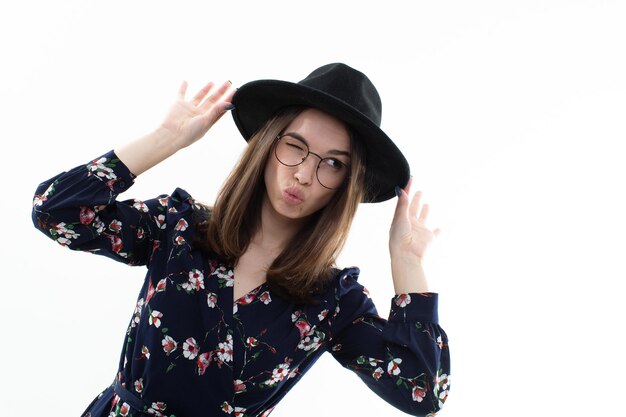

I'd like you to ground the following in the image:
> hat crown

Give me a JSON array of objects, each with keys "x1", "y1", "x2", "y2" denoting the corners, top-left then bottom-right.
[{"x1": 298, "y1": 63, "x2": 382, "y2": 126}]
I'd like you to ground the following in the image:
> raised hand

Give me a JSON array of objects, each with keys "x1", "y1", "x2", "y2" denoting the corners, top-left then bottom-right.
[
  {"x1": 114, "y1": 80, "x2": 236, "y2": 176},
  {"x1": 388, "y1": 177, "x2": 441, "y2": 293},
  {"x1": 160, "y1": 80, "x2": 236, "y2": 148}
]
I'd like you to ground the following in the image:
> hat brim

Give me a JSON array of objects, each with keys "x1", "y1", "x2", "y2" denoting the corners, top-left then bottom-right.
[{"x1": 231, "y1": 80, "x2": 410, "y2": 203}]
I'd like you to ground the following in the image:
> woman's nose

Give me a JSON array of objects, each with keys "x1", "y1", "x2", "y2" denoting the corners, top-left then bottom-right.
[{"x1": 294, "y1": 157, "x2": 317, "y2": 185}]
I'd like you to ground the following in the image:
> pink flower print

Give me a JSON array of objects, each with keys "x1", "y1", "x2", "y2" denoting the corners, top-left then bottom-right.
[
  {"x1": 56, "y1": 236, "x2": 71, "y2": 246},
  {"x1": 162, "y1": 335, "x2": 177, "y2": 355},
  {"x1": 182, "y1": 269, "x2": 205, "y2": 293},
  {"x1": 294, "y1": 318, "x2": 311, "y2": 339},
  {"x1": 148, "y1": 310, "x2": 163, "y2": 328},
  {"x1": 217, "y1": 334, "x2": 233, "y2": 363},
  {"x1": 436, "y1": 335, "x2": 444, "y2": 349},
  {"x1": 237, "y1": 290, "x2": 257, "y2": 305},
  {"x1": 132, "y1": 200, "x2": 149, "y2": 212},
  {"x1": 130, "y1": 298, "x2": 144, "y2": 328},
  {"x1": 318, "y1": 309, "x2": 329, "y2": 321},
  {"x1": 434, "y1": 370, "x2": 450, "y2": 407},
  {"x1": 260, "y1": 407, "x2": 275, "y2": 417},
  {"x1": 33, "y1": 183, "x2": 54, "y2": 207},
  {"x1": 246, "y1": 337, "x2": 259, "y2": 347},
  {"x1": 395, "y1": 294, "x2": 411, "y2": 308},
  {"x1": 183, "y1": 337, "x2": 199, "y2": 360},
  {"x1": 297, "y1": 329, "x2": 323, "y2": 352},
  {"x1": 156, "y1": 278, "x2": 167, "y2": 292},
  {"x1": 154, "y1": 214, "x2": 166, "y2": 229},
  {"x1": 234, "y1": 379, "x2": 246, "y2": 393},
  {"x1": 158, "y1": 197, "x2": 169, "y2": 207},
  {"x1": 109, "y1": 220, "x2": 122, "y2": 232},
  {"x1": 150, "y1": 402, "x2": 167, "y2": 414},
  {"x1": 109, "y1": 235, "x2": 123, "y2": 253},
  {"x1": 266, "y1": 362, "x2": 290, "y2": 386},
  {"x1": 119, "y1": 402, "x2": 130, "y2": 416},
  {"x1": 207, "y1": 293, "x2": 218, "y2": 308},
  {"x1": 259, "y1": 291, "x2": 272, "y2": 304},
  {"x1": 387, "y1": 358, "x2": 402, "y2": 376},
  {"x1": 175, "y1": 236, "x2": 186, "y2": 245},
  {"x1": 233, "y1": 407, "x2": 246, "y2": 417},
  {"x1": 197, "y1": 352, "x2": 213, "y2": 376},
  {"x1": 140, "y1": 346, "x2": 150, "y2": 360},
  {"x1": 93, "y1": 218, "x2": 105, "y2": 234},
  {"x1": 79, "y1": 207, "x2": 95, "y2": 225},
  {"x1": 331, "y1": 344, "x2": 342, "y2": 352},
  {"x1": 214, "y1": 267, "x2": 234, "y2": 287},
  {"x1": 221, "y1": 401, "x2": 233, "y2": 414},
  {"x1": 134, "y1": 378, "x2": 143, "y2": 393},
  {"x1": 363, "y1": 287, "x2": 371, "y2": 298},
  {"x1": 291, "y1": 310, "x2": 302, "y2": 323},
  {"x1": 136, "y1": 227, "x2": 145, "y2": 240},
  {"x1": 174, "y1": 219, "x2": 188, "y2": 231},
  {"x1": 412, "y1": 386, "x2": 426, "y2": 403},
  {"x1": 372, "y1": 367, "x2": 384, "y2": 380},
  {"x1": 51, "y1": 222, "x2": 80, "y2": 243},
  {"x1": 87, "y1": 157, "x2": 117, "y2": 180},
  {"x1": 146, "y1": 280, "x2": 156, "y2": 303}
]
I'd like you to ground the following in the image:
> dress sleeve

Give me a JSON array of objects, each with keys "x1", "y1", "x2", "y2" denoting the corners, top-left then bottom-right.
[
  {"x1": 31, "y1": 151, "x2": 167, "y2": 266},
  {"x1": 328, "y1": 270, "x2": 450, "y2": 417}
]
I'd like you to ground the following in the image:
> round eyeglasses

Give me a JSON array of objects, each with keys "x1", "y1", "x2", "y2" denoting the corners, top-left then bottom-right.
[{"x1": 274, "y1": 133, "x2": 350, "y2": 189}]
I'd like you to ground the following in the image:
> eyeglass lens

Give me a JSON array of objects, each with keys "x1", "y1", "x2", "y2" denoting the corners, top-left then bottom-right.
[{"x1": 275, "y1": 134, "x2": 349, "y2": 189}]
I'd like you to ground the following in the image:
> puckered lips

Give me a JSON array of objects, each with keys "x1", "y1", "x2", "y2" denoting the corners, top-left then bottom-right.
[{"x1": 282, "y1": 186, "x2": 305, "y2": 205}]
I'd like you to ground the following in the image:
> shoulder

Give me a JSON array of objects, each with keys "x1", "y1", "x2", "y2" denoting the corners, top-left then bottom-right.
[
  {"x1": 149, "y1": 187, "x2": 209, "y2": 231},
  {"x1": 321, "y1": 266, "x2": 372, "y2": 306}
]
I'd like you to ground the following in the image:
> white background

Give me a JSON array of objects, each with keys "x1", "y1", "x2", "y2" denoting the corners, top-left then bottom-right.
[{"x1": 1, "y1": 1, "x2": 625, "y2": 416}]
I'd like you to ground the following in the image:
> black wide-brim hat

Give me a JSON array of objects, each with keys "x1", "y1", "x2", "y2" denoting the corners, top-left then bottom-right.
[{"x1": 231, "y1": 63, "x2": 410, "y2": 203}]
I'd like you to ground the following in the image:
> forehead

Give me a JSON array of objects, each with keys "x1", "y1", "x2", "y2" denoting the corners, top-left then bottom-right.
[{"x1": 284, "y1": 108, "x2": 351, "y2": 150}]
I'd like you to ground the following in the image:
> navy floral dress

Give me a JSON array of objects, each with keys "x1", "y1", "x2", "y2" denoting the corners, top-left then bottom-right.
[{"x1": 32, "y1": 151, "x2": 451, "y2": 417}]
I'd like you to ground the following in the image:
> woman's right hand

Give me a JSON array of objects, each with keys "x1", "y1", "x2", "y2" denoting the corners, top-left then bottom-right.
[
  {"x1": 114, "y1": 80, "x2": 236, "y2": 176},
  {"x1": 159, "y1": 80, "x2": 236, "y2": 148}
]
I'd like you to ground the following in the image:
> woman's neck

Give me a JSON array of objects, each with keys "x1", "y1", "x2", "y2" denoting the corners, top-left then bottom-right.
[{"x1": 253, "y1": 197, "x2": 305, "y2": 255}]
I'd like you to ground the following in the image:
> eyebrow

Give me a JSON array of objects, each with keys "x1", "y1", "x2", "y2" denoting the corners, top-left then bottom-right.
[{"x1": 284, "y1": 131, "x2": 352, "y2": 158}]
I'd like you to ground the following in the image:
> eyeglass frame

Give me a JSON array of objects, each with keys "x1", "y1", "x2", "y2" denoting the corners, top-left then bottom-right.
[{"x1": 273, "y1": 133, "x2": 351, "y2": 190}]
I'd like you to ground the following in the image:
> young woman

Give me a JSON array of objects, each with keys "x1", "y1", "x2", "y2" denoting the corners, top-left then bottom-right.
[{"x1": 32, "y1": 63, "x2": 450, "y2": 417}]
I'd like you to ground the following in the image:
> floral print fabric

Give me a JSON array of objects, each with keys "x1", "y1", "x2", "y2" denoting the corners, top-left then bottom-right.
[{"x1": 32, "y1": 151, "x2": 450, "y2": 417}]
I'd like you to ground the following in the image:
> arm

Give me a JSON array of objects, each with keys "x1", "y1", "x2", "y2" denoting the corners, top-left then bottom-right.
[
  {"x1": 329, "y1": 274, "x2": 450, "y2": 416},
  {"x1": 32, "y1": 80, "x2": 235, "y2": 263},
  {"x1": 389, "y1": 177, "x2": 441, "y2": 294}
]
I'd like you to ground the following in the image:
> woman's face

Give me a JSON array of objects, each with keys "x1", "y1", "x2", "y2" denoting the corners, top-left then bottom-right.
[{"x1": 263, "y1": 108, "x2": 351, "y2": 223}]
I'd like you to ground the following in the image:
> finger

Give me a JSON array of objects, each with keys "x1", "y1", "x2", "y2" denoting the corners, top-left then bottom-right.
[
  {"x1": 200, "y1": 80, "x2": 234, "y2": 110},
  {"x1": 418, "y1": 203, "x2": 430, "y2": 223},
  {"x1": 409, "y1": 190, "x2": 422, "y2": 219},
  {"x1": 178, "y1": 81, "x2": 188, "y2": 99},
  {"x1": 403, "y1": 175, "x2": 413, "y2": 194},
  {"x1": 191, "y1": 81, "x2": 215, "y2": 106},
  {"x1": 392, "y1": 186, "x2": 410, "y2": 224}
]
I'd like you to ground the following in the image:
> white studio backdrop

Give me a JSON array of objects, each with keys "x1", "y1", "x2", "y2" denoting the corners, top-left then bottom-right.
[{"x1": 1, "y1": 1, "x2": 625, "y2": 416}]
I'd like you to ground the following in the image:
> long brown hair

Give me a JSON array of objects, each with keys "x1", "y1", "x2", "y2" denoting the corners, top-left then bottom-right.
[{"x1": 194, "y1": 107, "x2": 368, "y2": 304}]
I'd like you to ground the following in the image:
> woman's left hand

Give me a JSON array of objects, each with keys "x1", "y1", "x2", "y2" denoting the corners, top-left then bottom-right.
[{"x1": 389, "y1": 177, "x2": 440, "y2": 263}]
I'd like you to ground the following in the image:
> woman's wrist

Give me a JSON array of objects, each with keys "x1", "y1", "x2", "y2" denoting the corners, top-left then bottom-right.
[
  {"x1": 390, "y1": 254, "x2": 430, "y2": 294},
  {"x1": 115, "y1": 127, "x2": 182, "y2": 176}
]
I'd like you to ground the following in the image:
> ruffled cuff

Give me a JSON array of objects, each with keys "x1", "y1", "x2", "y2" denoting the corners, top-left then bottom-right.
[
  {"x1": 388, "y1": 293, "x2": 439, "y2": 324},
  {"x1": 85, "y1": 150, "x2": 136, "y2": 194}
]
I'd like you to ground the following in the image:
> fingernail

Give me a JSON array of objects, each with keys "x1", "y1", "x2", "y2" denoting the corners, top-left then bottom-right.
[
  {"x1": 395, "y1": 186, "x2": 402, "y2": 197},
  {"x1": 224, "y1": 104, "x2": 235, "y2": 111}
]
